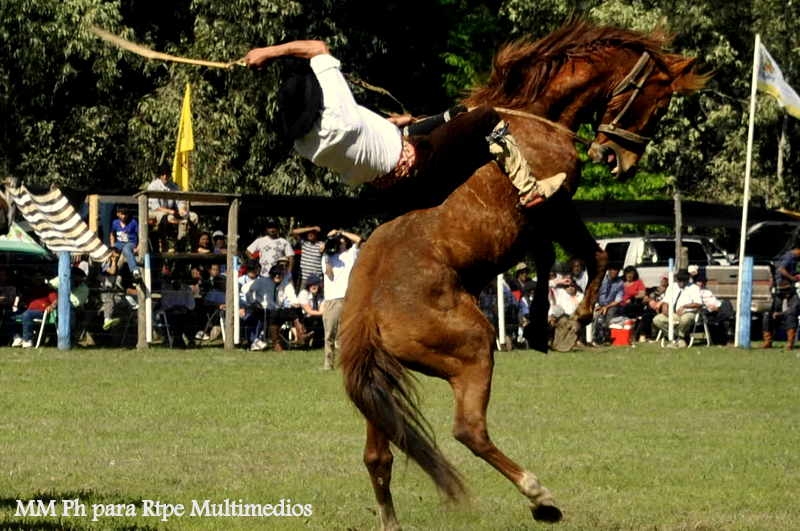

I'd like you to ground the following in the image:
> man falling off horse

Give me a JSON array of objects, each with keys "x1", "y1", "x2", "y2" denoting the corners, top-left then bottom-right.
[{"x1": 244, "y1": 40, "x2": 565, "y2": 206}]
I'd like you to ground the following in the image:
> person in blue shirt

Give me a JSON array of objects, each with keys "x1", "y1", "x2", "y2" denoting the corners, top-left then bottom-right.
[
  {"x1": 109, "y1": 207, "x2": 141, "y2": 282},
  {"x1": 762, "y1": 246, "x2": 800, "y2": 349},
  {"x1": 591, "y1": 263, "x2": 624, "y2": 345}
]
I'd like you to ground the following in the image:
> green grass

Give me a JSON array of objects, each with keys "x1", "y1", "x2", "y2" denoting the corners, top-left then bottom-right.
[{"x1": 0, "y1": 344, "x2": 799, "y2": 530}]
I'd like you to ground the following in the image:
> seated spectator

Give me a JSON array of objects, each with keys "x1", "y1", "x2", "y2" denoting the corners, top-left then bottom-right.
[
  {"x1": 695, "y1": 273, "x2": 734, "y2": 344},
  {"x1": 240, "y1": 265, "x2": 302, "y2": 351},
  {"x1": 109, "y1": 207, "x2": 142, "y2": 283},
  {"x1": 49, "y1": 267, "x2": 89, "y2": 312},
  {"x1": 11, "y1": 282, "x2": 56, "y2": 348},
  {"x1": 296, "y1": 273, "x2": 324, "y2": 348},
  {"x1": 638, "y1": 275, "x2": 669, "y2": 342},
  {"x1": 212, "y1": 230, "x2": 227, "y2": 255},
  {"x1": 548, "y1": 278, "x2": 584, "y2": 351},
  {"x1": 195, "y1": 231, "x2": 213, "y2": 254},
  {"x1": 291, "y1": 226, "x2": 324, "y2": 286},
  {"x1": 652, "y1": 270, "x2": 703, "y2": 347},
  {"x1": 619, "y1": 265, "x2": 647, "y2": 322},
  {"x1": 238, "y1": 260, "x2": 263, "y2": 347},
  {"x1": 159, "y1": 272, "x2": 200, "y2": 348},
  {"x1": 147, "y1": 166, "x2": 199, "y2": 251},
  {"x1": 592, "y1": 263, "x2": 623, "y2": 345},
  {"x1": 11, "y1": 267, "x2": 87, "y2": 348},
  {"x1": 195, "y1": 264, "x2": 226, "y2": 342}
]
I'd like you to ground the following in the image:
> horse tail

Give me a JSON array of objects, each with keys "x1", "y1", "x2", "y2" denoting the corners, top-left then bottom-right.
[{"x1": 340, "y1": 313, "x2": 466, "y2": 501}]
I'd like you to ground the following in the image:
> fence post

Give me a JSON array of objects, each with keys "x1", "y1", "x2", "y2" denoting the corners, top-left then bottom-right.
[
  {"x1": 737, "y1": 256, "x2": 753, "y2": 348},
  {"x1": 57, "y1": 252, "x2": 71, "y2": 350}
]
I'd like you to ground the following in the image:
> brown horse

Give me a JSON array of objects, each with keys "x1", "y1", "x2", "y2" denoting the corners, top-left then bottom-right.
[{"x1": 340, "y1": 20, "x2": 708, "y2": 530}]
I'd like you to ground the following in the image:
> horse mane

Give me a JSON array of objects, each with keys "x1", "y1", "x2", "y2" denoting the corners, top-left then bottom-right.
[{"x1": 466, "y1": 19, "x2": 683, "y2": 109}]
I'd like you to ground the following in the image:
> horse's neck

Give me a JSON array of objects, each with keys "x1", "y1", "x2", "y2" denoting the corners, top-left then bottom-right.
[{"x1": 533, "y1": 82, "x2": 609, "y2": 131}]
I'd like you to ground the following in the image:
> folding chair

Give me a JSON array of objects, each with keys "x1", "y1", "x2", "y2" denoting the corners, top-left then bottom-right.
[
  {"x1": 688, "y1": 309, "x2": 712, "y2": 347},
  {"x1": 153, "y1": 309, "x2": 173, "y2": 348},
  {"x1": 34, "y1": 309, "x2": 58, "y2": 348}
]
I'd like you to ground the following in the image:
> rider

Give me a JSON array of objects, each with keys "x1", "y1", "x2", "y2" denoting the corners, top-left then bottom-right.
[{"x1": 244, "y1": 40, "x2": 565, "y2": 207}]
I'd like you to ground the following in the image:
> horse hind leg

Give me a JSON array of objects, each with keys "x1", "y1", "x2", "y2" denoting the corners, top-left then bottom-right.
[
  {"x1": 364, "y1": 421, "x2": 401, "y2": 531},
  {"x1": 450, "y1": 361, "x2": 563, "y2": 523}
]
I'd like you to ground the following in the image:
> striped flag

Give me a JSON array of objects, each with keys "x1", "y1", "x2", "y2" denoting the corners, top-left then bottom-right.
[
  {"x1": 172, "y1": 82, "x2": 194, "y2": 191},
  {"x1": 757, "y1": 42, "x2": 800, "y2": 119},
  {"x1": 7, "y1": 184, "x2": 111, "y2": 262}
]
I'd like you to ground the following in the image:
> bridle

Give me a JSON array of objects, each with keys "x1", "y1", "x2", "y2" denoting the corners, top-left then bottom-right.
[{"x1": 596, "y1": 51, "x2": 656, "y2": 146}]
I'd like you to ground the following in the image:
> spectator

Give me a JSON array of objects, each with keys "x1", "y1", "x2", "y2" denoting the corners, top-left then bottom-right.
[
  {"x1": 109, "y1": 207, "x2": 142, "y2": 283},
  {"x1": 291, "y1": 225, "x2": 324, "y2": 285},
  {"x1": 212, "y1": 230, "x2": 227, "y2": 254},
  {"x1": 99, "y1": 248, "x2": 124, "y2": 331},
  {"x1": 547, "y1": 277, "x2": 584, "y2": 351},
  {"x1": 569, "y1": 258, "x2": 588, "y2": 292},
  {"x1": 247, "y1": 218, "x2": 294, "y2": 278},
  {"x1": 592, "y1": 263, "x2": 623, "y2": 345},
  {"x1": 652, "y1": 270, "x2": 703, "y2": 347},
  {"x1": 160, "y1": 272, "x2": 200, "y2": 348},
  {"x1": 296, "y1": 273, "x2": 324, "y2": 348},
  {"x1": 507, "y1": 262, "x2": 530, "y2": 302},
  {"x1": 147, "y1": 165, "x2": 199, "y2": 250},
  {"x1": 195, "y1": 231, "x2": 213, "y2": 254},
  {"x1": 244, "y1": 265, "x2": 301, "y2": 351},
  {"x1": 620, "y1": 265, "x2": 647, "y2": 320},
  {"x1": 48, "y1": 267, "x2": 89, "y2": 311},
  {"x1": 762, "y1": 246, "x2": 800, "y2": 349},
  {"x1": 238, "y1": 260, "x2": 263, "y2": 347},
  {"x1": 321, "y1": 229, "x2": 362, "y2": 369},
  {"x1": 695, "y1": 273, "x2": 734, "y2": 345},
  {"x1": 11, "y1": 283, "x2": 56, "y2": 348},
  {"x1": 638, "y1": 275, "x2": 669, "y2": 342}
]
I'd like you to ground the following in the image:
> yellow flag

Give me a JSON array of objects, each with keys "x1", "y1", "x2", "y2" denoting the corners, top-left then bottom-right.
[
  {"x1": 172, "y1": 83, "x2": 194, "y2": 190},
  {"x1": 757, "y1": 42, "x2": 800, "y2": 119}
]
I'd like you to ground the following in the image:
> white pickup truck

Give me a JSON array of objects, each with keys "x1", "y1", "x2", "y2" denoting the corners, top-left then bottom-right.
[{"x1": 597, "y1": 235, "x2": 773, "y2": 312}]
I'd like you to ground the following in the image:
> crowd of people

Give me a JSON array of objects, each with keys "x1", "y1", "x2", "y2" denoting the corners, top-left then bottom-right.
[
  {"x1": 478, "y1": 256, "x2": 744, "y2": 351},
  {"x1": 3, "y1": 187, "x2": 799, "y2": 357}
]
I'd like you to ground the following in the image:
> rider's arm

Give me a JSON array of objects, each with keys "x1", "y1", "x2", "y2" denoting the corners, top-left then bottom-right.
[{"x1": 245, "y1": 40, "x2": 330, "y2": 67}]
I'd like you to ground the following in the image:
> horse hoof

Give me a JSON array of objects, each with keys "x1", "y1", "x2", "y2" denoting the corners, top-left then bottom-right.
[{"x1": 531, "y1": 503, "x2": 563, "y2": 523}]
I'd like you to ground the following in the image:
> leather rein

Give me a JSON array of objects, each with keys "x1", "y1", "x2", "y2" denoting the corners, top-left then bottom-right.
[{"x1": 495, "y1": 51, "x2": 656, "y2": 148}]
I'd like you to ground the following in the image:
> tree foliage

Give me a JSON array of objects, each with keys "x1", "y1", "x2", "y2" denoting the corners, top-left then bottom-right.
[{"x1": 2, "y1": 0, "x2": 799, "y2": 218}]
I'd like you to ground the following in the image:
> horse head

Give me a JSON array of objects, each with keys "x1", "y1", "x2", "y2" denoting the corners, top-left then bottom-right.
[
  {"x1": 465, "y1": 20, "x2": 711, "y2": 180},
  {"x1": 588, "y1": 50, "x2": 710, "y2": 178}
]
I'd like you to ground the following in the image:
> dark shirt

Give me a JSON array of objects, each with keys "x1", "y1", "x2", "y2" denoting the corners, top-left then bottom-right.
[{"x1": 775, "y1": 251, "x2": 800, "y2": 289}]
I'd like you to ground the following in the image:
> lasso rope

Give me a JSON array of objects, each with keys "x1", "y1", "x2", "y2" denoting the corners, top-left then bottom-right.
[{"x1": 90, "y1": 25, "x2": 245, "y2": 69}]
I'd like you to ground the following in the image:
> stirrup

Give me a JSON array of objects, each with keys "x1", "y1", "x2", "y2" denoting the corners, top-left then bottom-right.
[{"x1": 486, "y1": 121, "x2": 510, "y2": 146}]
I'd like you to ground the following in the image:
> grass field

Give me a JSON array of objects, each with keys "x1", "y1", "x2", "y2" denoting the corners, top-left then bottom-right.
[{"x1": 0, "y1": 343, "x2": 799, "y2": 530}]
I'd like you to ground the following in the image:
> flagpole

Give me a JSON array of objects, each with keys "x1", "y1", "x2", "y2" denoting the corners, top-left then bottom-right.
[{"x1": 734, "y1": 33, "x2": 761, "y2": 348}]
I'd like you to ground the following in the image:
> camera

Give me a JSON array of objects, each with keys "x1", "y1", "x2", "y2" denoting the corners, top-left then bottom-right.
[{"x1": 324, "y1": 236, "x2": 341, "y2": 255}]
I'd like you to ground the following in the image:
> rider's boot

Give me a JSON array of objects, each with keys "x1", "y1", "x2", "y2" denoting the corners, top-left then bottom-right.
[{"x1": 487, "y1": 120, "x2": 567, "y2": 208}]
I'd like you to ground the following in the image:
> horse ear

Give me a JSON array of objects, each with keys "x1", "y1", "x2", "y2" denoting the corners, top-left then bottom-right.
[{"x1": 668, "y1": 55, "x2": 713, "y2": 94}]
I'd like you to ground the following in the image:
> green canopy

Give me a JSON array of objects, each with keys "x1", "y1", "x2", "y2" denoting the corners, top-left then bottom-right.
[{"x1": 0, "y1": 223, "x2": 49, "y2": 256}]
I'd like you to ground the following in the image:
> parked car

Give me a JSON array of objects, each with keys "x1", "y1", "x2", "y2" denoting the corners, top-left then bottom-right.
[{"x1": 597, "y1": 235, "x2": 771, "y2": 312}]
